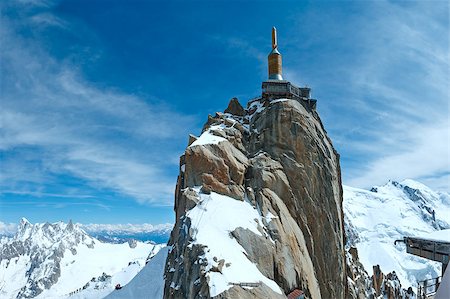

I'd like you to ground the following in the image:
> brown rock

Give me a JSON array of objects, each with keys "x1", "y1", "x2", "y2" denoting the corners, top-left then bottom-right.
[
  {"x1": 224, "y1": 97, "x2": 245, "y2": 116},
  {"x1": 164, "y1": 98, "x2": 347, "y2": 299}
]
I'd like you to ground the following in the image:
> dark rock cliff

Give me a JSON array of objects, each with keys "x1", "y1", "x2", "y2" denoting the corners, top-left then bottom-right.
[{"x1": 163, "y1": 97, "x2": 346, "y2": 299}]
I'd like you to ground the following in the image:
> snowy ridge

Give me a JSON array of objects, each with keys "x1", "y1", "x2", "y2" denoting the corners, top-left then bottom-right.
[
  {"x1": 344, "y1": 179, "x2": 450, "y2": 289},
  {"x1": 0, "y1": 219, "x2": 163, "y2": 299},
  {"x1": 104, "y1": 247, "x2": 169, "y2": 299}
]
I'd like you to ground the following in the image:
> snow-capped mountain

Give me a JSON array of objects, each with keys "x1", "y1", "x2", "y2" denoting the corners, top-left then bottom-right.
[
  {"x1": 81, "y1": 223, "x2": 172, "y2": 244},
  {"x1": 0, "y1": 218, "x2": 164, "y2": 299},
  {"x1": 0, "y1": 222, "x2": 173, "y2": 245},
  {"x1": 344, "y1": 179, "x2": 450, "y2": 290}
]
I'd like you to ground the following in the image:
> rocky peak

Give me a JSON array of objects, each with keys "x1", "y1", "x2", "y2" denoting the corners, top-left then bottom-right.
[
  {"x1": 368, "y1": 179, "x2": 449, "y2": 230},
  {"x1": 11, "y1": 219, "x2": 90, "y2": 249},
  {"x1": 346, "y1": 247, "x2": 414, "y2": 299},
  {"x1": 19, "y1": 217, "x2": 30, "y2": 226},
  {"x1": 224, "y1": 97, "x2": 245, "y2": 116},
  {"x1": 66, "y1": 219, "x2": 75, "y2": 232},
  {"x1": 164, "y1": 96, "x2": 346, "y2": 298},
  {"x1": 0, "y1": 219, "x2": 96, "y2": 298},
  {"x1": 17, "y1": 217, "x2": 32, "y2": 240}
]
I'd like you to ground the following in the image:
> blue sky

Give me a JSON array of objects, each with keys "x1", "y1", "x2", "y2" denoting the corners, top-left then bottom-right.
[{"x1": 1, "y1": 0, "x2": 449, "y2": 227}]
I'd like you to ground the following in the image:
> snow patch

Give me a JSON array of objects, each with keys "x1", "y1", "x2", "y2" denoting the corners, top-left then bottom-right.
[
  {"x1": 189, "y1": 124, "x2": 227, "y2": 147},
  {"x1": 245, "y1": 100, "x2": 265, "y2": 122},
  {"x1": 264, "y1": 211, "x2": 278, "y2": 223},
  {"x1": 270, "y1": 98, "x2": 289, "y2": 104},
  {"x1": 186, "y1": 191, "x2": 282, "y2": 297},
  {"x1": 413, "y1": 229, "x2": 450, "y2": 242}
]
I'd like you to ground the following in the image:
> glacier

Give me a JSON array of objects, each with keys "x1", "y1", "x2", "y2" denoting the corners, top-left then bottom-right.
[{"x1": 344, "y1": 179, "x2": 450, "y2": 290}]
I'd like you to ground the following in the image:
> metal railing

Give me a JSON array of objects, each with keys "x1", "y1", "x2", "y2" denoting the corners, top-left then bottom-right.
[
  {"x1": 417, "y1": 276, "x2": 441, "y2": 298},
  {"x1": 228, "y1": 281, "x2": 262, "y2": 287}
]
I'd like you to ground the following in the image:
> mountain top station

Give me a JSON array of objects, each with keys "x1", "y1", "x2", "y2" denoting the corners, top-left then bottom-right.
[{"x1": 261, "y1": 27, "x2": 317, "y2": 110}]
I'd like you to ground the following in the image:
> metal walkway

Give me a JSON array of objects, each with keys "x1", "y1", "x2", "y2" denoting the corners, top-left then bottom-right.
[
  {"x1": 395, "y1": 236, "x2": 450, "y2": 298},
  {"x1": 395, "y1": 236, "x2": 450, "y2": 275}
]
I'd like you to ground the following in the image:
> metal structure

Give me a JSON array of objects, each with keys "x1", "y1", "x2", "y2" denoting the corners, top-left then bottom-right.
[
  {"x1": 262, "y1": 28, "x2": 317, "y2": 110},
  {"x1": 261, "y1": 80, "x2": 317, "y2": 109},
  {"x1": 287, "y1": 289, "x2": 305, "y2": 299},
  {"x1": 262, "y1": 80, "x2": 309, "y2": 98},
  {"x1": 228, "y1": 282, "x2": 261, "y2": 287},
  {"x1": 395, "y1": 236, "x2": 450, "y2": 275},
  {"x1": 417, "y1": 276, "x2": 442, "y2": 299},
  {"x1": 395, "y1": 236, "x2": 450, "y2": 298}
]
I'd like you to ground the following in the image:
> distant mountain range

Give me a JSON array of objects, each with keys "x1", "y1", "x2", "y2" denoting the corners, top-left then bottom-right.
[
  {"x1": 0, "y1": 218, "x2": 164, "y2": 299},
  {"x1": 80, "y1": 223, "x2": 172, "y2": 244},
  {"x1": 0, "y1": 222, "x2": 173, "y2": 244}
]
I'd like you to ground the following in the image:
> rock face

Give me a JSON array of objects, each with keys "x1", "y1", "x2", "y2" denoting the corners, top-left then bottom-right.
[{"x1": 164, "y1": 97, "x2": 346, "y2": 298}]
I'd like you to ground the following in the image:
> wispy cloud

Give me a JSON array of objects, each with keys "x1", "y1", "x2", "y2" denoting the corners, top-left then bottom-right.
[
  {"x1": 286, "y1": 1, "x2": 449, "y2": 191},
  {"x1": 0, "y1": 2, "x2": 192, "y2": 204},
  {"x1": 342, "y1": 1, "x2": 449, "y2": 191}
]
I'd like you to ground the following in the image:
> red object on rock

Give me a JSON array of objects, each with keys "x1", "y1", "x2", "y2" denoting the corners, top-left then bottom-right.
[{"x1": 287, "y1": 289, "x2": 304, "y2": 299}]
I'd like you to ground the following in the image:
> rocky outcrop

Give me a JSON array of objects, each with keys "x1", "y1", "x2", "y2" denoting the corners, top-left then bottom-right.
[
  {"x1": 164, "y1": 97, "x2": 346, "y2": 298},
  {"x1": 346, "y1": 246, "x2": 415, "y2": 299},
  {"x1": 224, "y1": 97, "x2": 245, "y2": 116}
]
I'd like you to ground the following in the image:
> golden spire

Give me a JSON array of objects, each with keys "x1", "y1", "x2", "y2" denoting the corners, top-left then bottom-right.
[
  {"x1": 268, "y1": 27, "x2": 283, "y2": 80},
  {"x1": 272, "y1": 27, "x2": 277, "y2": 49}
]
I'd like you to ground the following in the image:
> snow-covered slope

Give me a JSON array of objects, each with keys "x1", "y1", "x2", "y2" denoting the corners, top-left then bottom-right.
[
  {"x1": 104, "y1": 246, "x2": 169, "y2": 299},
  {"x1": 184, "y1": 190, "x2": 283, "y2": 296},
  {"x1": 0, "y1": 218, "x2": 163, "y2": 299},
  {"x1": 344, "y1": 179, "x2": 450, "y2": 289}
]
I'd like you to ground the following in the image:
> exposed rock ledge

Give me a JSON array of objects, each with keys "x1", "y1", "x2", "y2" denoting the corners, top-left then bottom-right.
[{"x1": 163, "y1": 97, "x2": 346, "y2": 299}]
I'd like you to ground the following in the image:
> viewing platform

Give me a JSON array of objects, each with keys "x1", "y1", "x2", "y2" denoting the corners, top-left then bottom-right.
[
  {"x1": 395, "y1": 236, "x2": 450, "y2": 298},
  {"x1": 262, "y1": 80, "x2": 317, "y2": 110}
]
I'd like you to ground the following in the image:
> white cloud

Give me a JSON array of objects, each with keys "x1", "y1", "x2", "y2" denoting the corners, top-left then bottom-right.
[
  {"x1": 347, "y1": 120, "x2": 450, "y2": 190},
  {"x1": 420, "y1": 174, "x2": 450, "y2": 194},
  {"x1": 287, "y1": 1, "x2": 449, "y2": 191},
  {"x1": 0, "y1": 222, "x2": 17, "y2": 236},
  {"x1": 0, "y1": 5, "x2": 192, "y2": 204}
]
